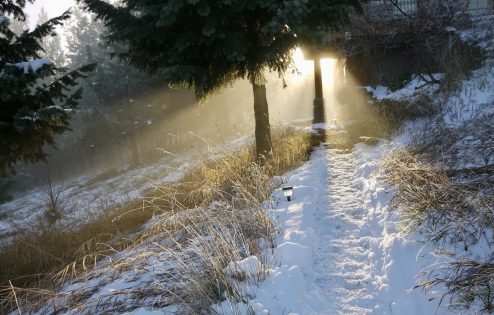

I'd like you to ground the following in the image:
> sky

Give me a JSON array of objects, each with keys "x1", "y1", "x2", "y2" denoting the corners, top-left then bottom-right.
[{"x1": 25, "y1": 0, "x2": 76, "y2": 28}]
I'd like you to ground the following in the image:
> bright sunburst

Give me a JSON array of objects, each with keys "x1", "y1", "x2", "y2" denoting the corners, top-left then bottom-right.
[{"x1": 291, "y1": 47, "x2": 314, "y2": 83}]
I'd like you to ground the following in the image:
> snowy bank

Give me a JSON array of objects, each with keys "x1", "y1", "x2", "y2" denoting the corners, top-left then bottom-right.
[{"x1": 215, "y1": 142, "x2": 448, "y2": 314}]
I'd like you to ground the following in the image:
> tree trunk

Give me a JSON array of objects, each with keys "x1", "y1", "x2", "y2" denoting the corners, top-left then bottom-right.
[
  {"x1": 313, "y1": 58, "x2": 325, "y2": 124},
  {"x1": 252, "y1": 82, "x2": 272, "y2": 160}
]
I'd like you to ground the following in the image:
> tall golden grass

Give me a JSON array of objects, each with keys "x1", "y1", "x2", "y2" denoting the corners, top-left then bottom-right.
[{"x1": 0, "y1": 127, "x2": 315, "y2": 314}]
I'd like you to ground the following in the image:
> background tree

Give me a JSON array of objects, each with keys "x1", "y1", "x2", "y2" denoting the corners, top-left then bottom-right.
[
  {"x1": 64, "y1": 5, "x2": 162, "y2": 167},
  {"x1": 37, "y1": 8, "x2": 66, "y2": 67},
  {"x1": 8, "y1": 11, "x2": 28, "y2": 36},
  {"x1": 0, "y1": 0, "x2": 95, "y2": 175},
  {"x1": 79, "y1": 0, "x2": 361, "y2": 159},
  {"x1": 66, "y1": 6, "x2": 100, "y2": 68},
  {"x1": 66, "y1": 5, "x2": 155, "y2": 105}
]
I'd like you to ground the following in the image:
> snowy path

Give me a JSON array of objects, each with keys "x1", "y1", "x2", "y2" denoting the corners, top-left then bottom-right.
[
  {"x1": 229, "y1": 142, "x2": 448, "y2": 315},
  {"x1": 314, "y1": 148, "x2": 374, "y2": 314}
]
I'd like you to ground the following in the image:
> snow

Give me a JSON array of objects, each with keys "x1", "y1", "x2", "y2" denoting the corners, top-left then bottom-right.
[
  {"x1": 0, "y1": 153, "x2": 192, "y2": 240},
  {"x1": 7, "y1": 59, "x2": 53, "y2": 74},
  {"x1": 214, "y1": 142, "x2": 447, "y2": 314},
  {"x1": 16, "y1": 107, "x2": 72, "y2": 125},
  {"x1": 225, "y1": 256, "x2": 262, "y2": 279},
  {"x1": 440, "y1": 65, "x2": 494, "y2": 125},
  {"x1": 365, "y1": 74, "x2": 444, "y2": 101},
  {"x1": 19, "y1": 115, "x2": 38, "y2": 122},
  {"x1": 0, "y1": 135, "x2": 252, "y2": 240},
  {"x1": 311, "y1": 120, "x2": 352, "y2": 131}
]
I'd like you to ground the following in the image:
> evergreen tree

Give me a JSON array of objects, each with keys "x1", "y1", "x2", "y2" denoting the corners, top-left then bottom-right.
[
  {"x1": 0, "y1": 1, "x2": 95, "y2": 175},
  {"x1": 37, "y1": 8, "x2": 49, "y2": 24},
  {"x1": 66, "y1": 5, "x2": 155, "y2": 107},
  {"x1": 64, "y1": 5, "x2": 161, "y2": 167},
  {"x1": 79, "y1": 0, "x2": 361, "y2": 159},
  {"x1": 66, "y1": 6, "x2": 101, "y2": 68},
  {"x1": 8, "y1": 13, "x2": 28, "y2": 36},
  {"x1": 38, "y1": 8, "x2": 66, "y2": 66}
]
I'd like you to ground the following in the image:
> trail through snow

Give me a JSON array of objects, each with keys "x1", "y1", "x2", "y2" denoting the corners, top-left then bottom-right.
[
  {"x1": 314, "y1": 147, "x2": 375, "y2": 314},
  {"x1": 216, "y1": 141, "x2": 449, "y2": 315}
]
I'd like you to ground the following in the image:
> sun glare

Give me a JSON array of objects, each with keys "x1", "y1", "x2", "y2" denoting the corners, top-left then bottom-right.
[
  {"x1": 291, "y1": 47, "x2": 314, "y2": 83},
  {"x1": 290, "y1": 48, "x2": 337, "y2": 90},
  {"x1": 321, "y1": 58, "x2": 337, "y2": 93},
  {"x1": 287, "y1": 48, "x2": 341, "y2": 122}
]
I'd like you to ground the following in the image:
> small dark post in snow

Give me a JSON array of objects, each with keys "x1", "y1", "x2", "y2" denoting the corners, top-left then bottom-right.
[{"x1": 283, "y1": 186, "x2": 294, "y2": 202}]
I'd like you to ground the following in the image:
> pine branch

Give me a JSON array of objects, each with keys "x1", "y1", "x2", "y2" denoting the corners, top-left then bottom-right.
[
  {"x1": 3, "y1": 11, "x2": 72, "y2": 63},
  {"x1": 0, "y1": 0, "x2": 35, "y2": 21}
]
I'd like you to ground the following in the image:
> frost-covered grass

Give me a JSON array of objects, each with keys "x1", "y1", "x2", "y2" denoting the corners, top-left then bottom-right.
[
  {"x1": 381, "y1": 113, "x2": 494, "y2": 311},
  {"x1": 375, "y1": 14, "x2": 494, "y2": 313},
  {"x1": 0, "y1": 152, "x2": 193, "y2": 239},
  {"x1": 0, "y1": 197, "x2": 151, "y2": 294},
  {"x1": 381, "y1": 148, "x2": 494, "y2": 245},
  {"x1": 0, "y1": 127, "x2": 315, "y2": 314},
  {"x1": 381, "y1": 138, "x2": 494, "y2": 312},
  {"x1": 370, "y1": 94, "x2": 438, "y2": 132}
]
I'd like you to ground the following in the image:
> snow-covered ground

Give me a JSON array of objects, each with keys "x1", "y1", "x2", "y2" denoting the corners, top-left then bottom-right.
[
  {"x1": 213, "y1": 141, "x2": 447, "y2": 315},
  {"x1": 214, "y1": 14, "x2": 494, "y2": 315},
  {"x1": 0, "y1": 136, "x2": 252, "y2": 240},
  {"x1": 7, "y1": 13, "x2": 494, "y2": 315},
  {"x1": 0, "y1": 155, "x2": 189, "y2": 238},
  {"x1": 39, "y1": 133, "x2": 448, "y2": 315}
]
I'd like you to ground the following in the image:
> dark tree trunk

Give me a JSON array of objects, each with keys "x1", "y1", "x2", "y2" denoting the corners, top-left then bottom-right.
[
  {"x1": 313, "y1": 58, "x2": 325, "y2": 124},
  {"x1": 252, "y1": 82, "x2": 272, "y2": 160}
]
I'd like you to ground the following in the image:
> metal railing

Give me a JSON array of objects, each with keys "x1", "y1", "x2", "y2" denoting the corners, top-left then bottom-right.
[
  {"x1": 365, "y1": 0, "x2": 418, "y2": 19},
  {"x1": 364, "y1": 0, "x2": 493, "y2": 20},
  {"x1": 468, "y1": 0, "x2": 494, "y2": 13}
]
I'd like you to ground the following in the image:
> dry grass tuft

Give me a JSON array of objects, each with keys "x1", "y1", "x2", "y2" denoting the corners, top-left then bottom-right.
[
  {"x1": 380, "y1": 148, "x2": 494, "y2": 245},
  {"x1": 0, "y1": 198, "x2": 150, "y2": 290},
  {"x1": 417, "y1": 250, "x2": 494, "y2": 314},
  {"x1": 180, "y1": 128, "x2": 313, "y2": 206},
  {"x1": 371, "y1": 94, "x2": 439, "y2": 129}
]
